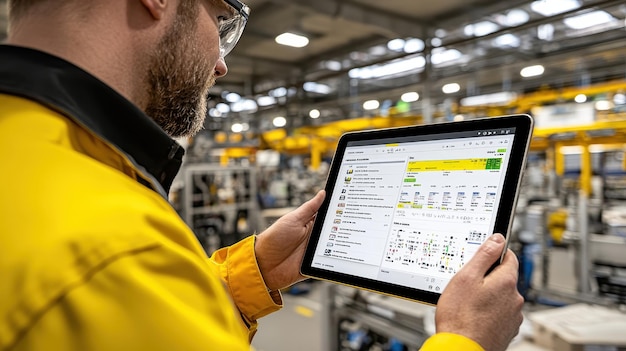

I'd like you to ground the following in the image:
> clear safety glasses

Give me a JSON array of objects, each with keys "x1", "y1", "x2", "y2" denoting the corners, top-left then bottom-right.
[{"x1": 220, "y1": 0, "x2": 250, "y2": 57}]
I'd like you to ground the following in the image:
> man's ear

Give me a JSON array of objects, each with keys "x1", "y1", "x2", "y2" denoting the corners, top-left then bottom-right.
[{"x1": 140, "y1": 0, "x2": 168, "y2": 20}]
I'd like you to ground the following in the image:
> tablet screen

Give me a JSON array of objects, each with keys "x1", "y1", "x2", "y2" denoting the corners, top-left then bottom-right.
[{"x1": 302, "y1": 115, "x2": 532, "y2": 303}]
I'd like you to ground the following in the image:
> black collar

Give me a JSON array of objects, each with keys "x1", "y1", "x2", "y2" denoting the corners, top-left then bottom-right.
[{"x1": 0, "y1": 45, "x2": 184, "y2": 197}]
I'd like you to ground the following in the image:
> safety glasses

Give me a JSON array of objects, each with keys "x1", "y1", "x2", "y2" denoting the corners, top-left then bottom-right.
[{"x1": 220, "y1": 0, "x2": 250, "y2": 57}]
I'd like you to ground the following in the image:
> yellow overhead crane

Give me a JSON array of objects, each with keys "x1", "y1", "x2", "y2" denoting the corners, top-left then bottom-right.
[
  {"x1": 218, "y1": 79, "x2": 626, "y2": 169},
  {"x1": 532, "y1": 119, "x2": 626, "y2": 197}
]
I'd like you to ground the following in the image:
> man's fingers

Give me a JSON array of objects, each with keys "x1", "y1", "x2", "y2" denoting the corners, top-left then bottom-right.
[
  {"x1": 290, "y1": 190, "x2": 326, "y2": 223},
  {"x1": 490, "y1": 248, "x2": 519, "y2": 277},
  {"x1": 462, "y1": 234, "x2": 506, "y2": 277}
]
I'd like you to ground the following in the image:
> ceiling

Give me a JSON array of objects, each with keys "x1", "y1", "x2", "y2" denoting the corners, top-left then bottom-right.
[{"x1": 1, "y1": 0, "x2": 626, "y2": 132}]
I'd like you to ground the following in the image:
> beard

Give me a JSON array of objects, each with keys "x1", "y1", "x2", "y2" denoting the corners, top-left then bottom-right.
[{"x1": 144, "y1": 1, "x2": 215, "y2": 138}]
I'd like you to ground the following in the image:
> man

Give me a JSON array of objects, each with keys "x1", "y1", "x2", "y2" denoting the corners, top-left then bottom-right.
[{"x1": 0, "y1": 0, "x2": 523, "y2": 350}]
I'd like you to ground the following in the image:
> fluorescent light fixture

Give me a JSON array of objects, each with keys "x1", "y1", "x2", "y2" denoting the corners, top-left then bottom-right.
[
  {"x1": 595, "y1": 100, "x2": 613, "y2": 111},
  {"x1": 324, "y1": 60, "x2": 342, "y2": 71},
  {"x1": 303, "y1": 82, "x2": 331, "y2": 95},
  {"x1": 404, "y1": 38, "x2": 425, "y2": 53},
  {"x1": 209, "y1": 108, "x2": 222, "y2": 118},
  {"x1": 520, "y1": 65, "x2": 544, "y2": 78},
  {"x1": 564, "y1": 11, "x2": 614, "y2": 30},
  {"x1": 387, "y1": 38, "x2": 406, "y2": 52},
  {"x1": 431, "y1": 48, "x2": 462, "y2": 66},
  {"x1": 431, "y1": 37, "x2": 442, "y2": 47},
  {"x1": 575, "y1": 94, "x2": 587, "y2": 103},
  {"x1": 506, "y1": 9, "x2": 529, "y2": 26},
  {"x1": 493, "y1": 34, "x2": 520, "y2": 48},
  {"x1": 442, "y1": 83, "x2": 460, "y2": 94},
  {"x1": 348, "y1": 56, "x2": 425, "y2": 79},
  {"x1": 531, "y1": 0, "x2": 580, "y2": 17},
  {"x1": 257, "y1": 96, "x2": 277, "y2": 107},
  {"x1": 231, "y1": 123, "x2": 244, "y2": 133},
  {"x1": 216, "y1": 103, "x2": 231, "y2": 113},
  {"x1": 225, "y1": 92, "x2": 241, "y2": 103},
  {"x1": 275, "y1": 32, "x2": 309, "y2": 48},
  {"x1": 537, "y1": 24, "x2": 555, "y2": 41},
  {"x1": 464, "y1": 21, "x2": 499, "y2": 37},
  {"x1": 363, "y1": 100, "x2": 380, "y2": 110},
  {"x1": 460, "y1": 92, "x2": 517, "y2": 106},
  {"x1": 231, "y1": 99, "x2": 258, "y2": 113},
  {"x1": 369, "y1": 45, "x2": 387, "y2": 56},
  {"x1": 309, "y1": 109, "x2": 321, "y2": 119},
  {"x1": 269, "y1": 87, "x2": 288, "y2": 98},
  {"x1": 273, "y1": 116, "x2": 287, "y2": 128},
  {"x1": 401, "y1": 92, "x2": 420, "y2": 103}
]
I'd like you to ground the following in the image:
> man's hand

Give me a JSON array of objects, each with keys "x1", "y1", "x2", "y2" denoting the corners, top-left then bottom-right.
[
  {"x1": 435, "y1": 234, "x2": 524, "y2": 351},
  {"x1": 255, "y1": 191, "x2": 326, "y2": 291}
]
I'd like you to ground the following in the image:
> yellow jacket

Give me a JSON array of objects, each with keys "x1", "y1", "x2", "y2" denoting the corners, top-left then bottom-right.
[{"x1": 0, "y1": 45, "x2": 481, "y2": 351}]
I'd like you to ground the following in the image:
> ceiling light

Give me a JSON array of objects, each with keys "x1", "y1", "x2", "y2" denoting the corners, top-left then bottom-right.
[
  {"x1": 404, "y1": 38, "x2": 425, "y2": 53},
  {"x1": 520, "y1": 65, "x2": 545, "y2": 78},
  {"x1": 564, "y1": 11, "x2": 614, "y2": 30},
  {"x1": 464, "y1": 21, "x2": 499, "y2": 37},
  {"x1": 324, "y1": 60, "x2": 342, "y2": 71},
  {"x1": 493, "y1": 34, "x2": 520, "y2": 48},
  {"x1": 537, "y1": 24, "x2": 555, "y2": 41},
  {"x1": 231, "y1": 99, "x2": 258, "y2": 113},
  {"x1": 348, "y1": 56, "x2": 425, "y2": 79},
  {"x1": 275, "y1": 32, "x2": 309, "y2": 48},
  {"x1": 309, "y1": 109, "x2": 321, "y2": 119},
  {"x1": 303, "y1": 82, "x2": 331, "y2": 95},
  {"x1": 614, "y1": 93, "x2": 626, "y2": 105},
  {"x1": 531, "y1": 0, "x2": 580, "y2": 17},
  {"x1": 216, "y1": 103, "x2": 231, "y2": 113},
  {"x1": 442, "y1": 83, "x2": 460, "y2": 94},
  {"x1": 401, "y1": 92, "x2": 420, "y2": 103},
  {"x1": 273, "y1": 116, "x2": 287, "y2": 128},
  {"x1": 575, "y1": 94, "x2": 587, "y2": 103},
  {"x1": 363, "y1": 100, "x2": 380, "y2": 110},
  {"x1": 209, "y1": 108, "x2": 222, "y2": 118},
  {"x1": 231, "y1": 123, "x2": 244, "y2": 133},
  {"x1": 387, "y1": 38, "x2": 406, "y2": 52},
  {"x1": 460, "y1": 92, "x2": 517, "y2": 106},
  {"x1": 257, "y1": 96, "x2": 277, "y2": 107},
  {"x1": 269, "y1": 87, "x2": 288, "y2": 98},
  {"x1": 369, "y1": 45, "x2": 387, "y2": 56},
  {"x1": 454, "y1": 115, "x2": 465, "y2": 122},
  {"x1": 595, "y1": 100, "x2": 613, "y2": 111},
  {"x1": 506, "y1": 9, "x2": 529, "y2": 26},
  {"x1": 431, "y1": 38, "x2": 442, "y2": 47},
  {"x1": 432, "y1": 49, "x2": 462, "y2": 66},
  {"x1": 225, "y1": 92, "x2": 241, "y2": 103}
]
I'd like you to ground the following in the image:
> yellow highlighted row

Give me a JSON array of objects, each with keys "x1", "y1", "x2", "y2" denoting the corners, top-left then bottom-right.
[{"x1": 407, "y1": 158, "x2": 502, "y2": 171}]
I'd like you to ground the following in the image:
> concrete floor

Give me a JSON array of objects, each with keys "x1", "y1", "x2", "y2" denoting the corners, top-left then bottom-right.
[
  {"x1": 250, "y1": 247, "x2": 587, "y2": 351},
  {"x1": 252, "y1": 282, "x2": 325, "y2": 351}
]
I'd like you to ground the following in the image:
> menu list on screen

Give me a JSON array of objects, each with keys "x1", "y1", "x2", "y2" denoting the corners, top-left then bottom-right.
[{"x1": 311, "y1": 130, "x2": 516, "y2": 294}]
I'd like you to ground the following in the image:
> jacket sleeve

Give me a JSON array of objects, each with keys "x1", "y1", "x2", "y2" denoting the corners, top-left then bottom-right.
[
  {"x1": 208, "y1": 235, "x2": 283, "y2": 339},
  {"x1": 420, "y1": 333, "x2": 485, "y2": 351}
]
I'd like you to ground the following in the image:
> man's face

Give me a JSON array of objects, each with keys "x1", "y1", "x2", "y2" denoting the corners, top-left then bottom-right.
[{"x1": 144, "y1": 0, "x2": 219, "y2": 138}]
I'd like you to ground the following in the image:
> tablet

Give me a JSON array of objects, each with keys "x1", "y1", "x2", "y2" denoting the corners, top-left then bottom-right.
[{"x1": 301, "y1": 114, "x2": 533, "y2": 305}]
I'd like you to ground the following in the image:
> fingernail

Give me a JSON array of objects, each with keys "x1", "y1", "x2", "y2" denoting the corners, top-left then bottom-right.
[{"x1": 490, "y1": 234, "x2": 504, "y2": 243}]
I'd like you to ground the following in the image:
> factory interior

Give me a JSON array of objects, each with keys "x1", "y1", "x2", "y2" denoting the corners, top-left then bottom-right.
[{"x1": 2, "y1": 0, "x2": 626, "y2": 350}]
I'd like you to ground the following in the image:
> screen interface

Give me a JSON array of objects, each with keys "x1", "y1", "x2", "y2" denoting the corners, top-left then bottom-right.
[{"x1": 311, "y1": 128, "x2": 517, "y2": 294}]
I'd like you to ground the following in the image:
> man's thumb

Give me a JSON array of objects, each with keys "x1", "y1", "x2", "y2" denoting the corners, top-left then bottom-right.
[{"x1": 462, "y1": 234, "x2": 506, "y2": 277}]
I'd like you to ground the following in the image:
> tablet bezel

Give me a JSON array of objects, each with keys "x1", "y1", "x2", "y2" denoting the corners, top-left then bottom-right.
[{"x1": 300, "y1": 114, "x2": 534, "y2": 305}]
